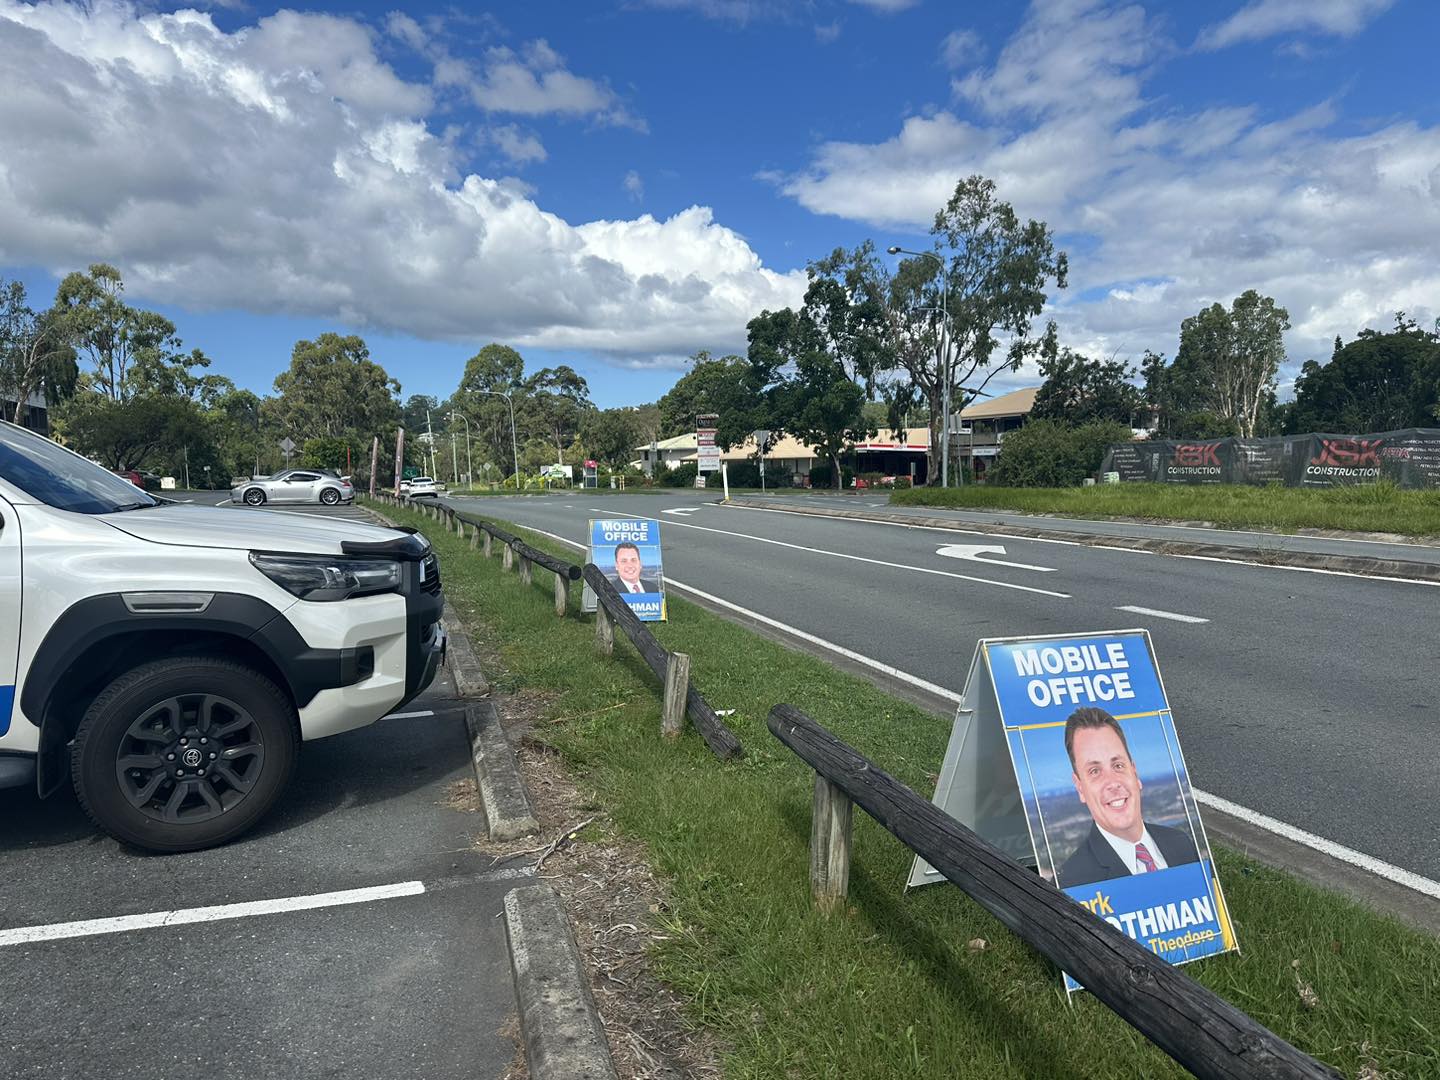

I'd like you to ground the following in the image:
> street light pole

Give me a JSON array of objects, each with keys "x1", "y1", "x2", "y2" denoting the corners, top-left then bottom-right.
[
  {"x1": 450, "y1": 411, "x2": 473, "y2": 487},
  {"x1": 888, "y1": 246, "x2": 950, "y2": 487},
  {"x1": 477, "y1": 390, "x2": 520, "y2": 489}
]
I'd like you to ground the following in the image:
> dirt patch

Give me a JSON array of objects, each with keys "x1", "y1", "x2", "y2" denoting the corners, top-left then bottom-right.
[
  {"x1": 461, "y1": 618, "x2": 723, "y2": 1079},
  {"x1": 438, "y1": 777, "x2": 480, "y2": 813}
]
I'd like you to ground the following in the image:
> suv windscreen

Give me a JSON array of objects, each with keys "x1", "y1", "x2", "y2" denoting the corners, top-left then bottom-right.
[{"x1": 0, "y1": 422, "x2": 161, "y2": 514}]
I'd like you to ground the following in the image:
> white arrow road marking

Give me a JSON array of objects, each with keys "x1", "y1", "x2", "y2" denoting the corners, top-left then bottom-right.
[
  {"x1": 935, "y1": 544, "x2": 1056, "y2": 572},
  {"x1": 661, "y1": 507, "x2": 701, "y2": 516}
]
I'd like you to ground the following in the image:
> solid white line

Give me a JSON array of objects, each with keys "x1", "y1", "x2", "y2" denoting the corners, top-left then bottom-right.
[
  {"x1": 0, "y1": 881, "x2": 426, "y2": 947},
  {"x1": 1170, "y1": 552, "x2": 1440, "y2": 587},
  {"x1": 502, "y1": 520, "x2": 1440, "y2": 900},
  {"x1": 728, "y1": 502, "x2": 1083, "y2": 546},
  {"x1": 382, "y1": 709, "x2": 435, "y2": 720},
  {"x1": 1115, "y1": 605, "x2": 1209, "y2": 624},
  {"x1": 1191, "y1": 790, "x2": 1440, "y2": 901},
  {"x1": 649, "y1": 515, "x2": 1071, "y2": 598}
]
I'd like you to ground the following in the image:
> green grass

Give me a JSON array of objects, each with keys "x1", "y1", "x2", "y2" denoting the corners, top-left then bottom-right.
[
  {"x1": 380, "y1": 501, "x2": 1440, "y2": 1079},
  {"x1": 891, "y1": 481, "x2": 1440, "y2": 537}
]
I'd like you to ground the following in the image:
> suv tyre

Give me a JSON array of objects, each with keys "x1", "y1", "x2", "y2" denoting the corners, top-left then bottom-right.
[{"x1": 71, "y1": 657, "x2": 299, "y2": 853}]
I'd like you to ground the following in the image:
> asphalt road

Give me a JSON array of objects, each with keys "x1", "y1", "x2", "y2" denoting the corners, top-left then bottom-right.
[{"x1": 439, "y1": 489, "x2": 1440, "y2": 885}]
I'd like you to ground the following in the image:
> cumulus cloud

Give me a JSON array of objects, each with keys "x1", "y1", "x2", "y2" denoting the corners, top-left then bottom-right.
[
  {"x1": 1197, "y1": 0, "x2": 1395, "y2": 51},
  {"x1": 778, "y1": 0, "x2": 1440, "y2": 391},
  {"x1": 0, "y1": 1, "x2": 801, "y2": 359},
  {"x1": 488, "y1": 124, "x2": 547, "y2": 165},
  {"x1": 467, "y1": 39, "x2": 646, "y2": 130},
  {"x1": 939, "y1": 28, "x2": 983, "y2": 69}
]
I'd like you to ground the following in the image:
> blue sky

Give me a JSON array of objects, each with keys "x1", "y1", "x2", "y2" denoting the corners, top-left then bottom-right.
[{"x1": 2, "y1": 0, "x2": 1436, "y2": 409}]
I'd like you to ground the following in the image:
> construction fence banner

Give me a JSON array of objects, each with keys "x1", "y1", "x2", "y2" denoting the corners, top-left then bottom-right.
[{"x1": 1099, "y1": 428, "x2": 1440, "y2": 489}]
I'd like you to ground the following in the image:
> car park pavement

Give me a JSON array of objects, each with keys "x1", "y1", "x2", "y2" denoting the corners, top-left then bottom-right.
[{"x1": 0, "y1": 647, "x2": 526, "y2": 1078}]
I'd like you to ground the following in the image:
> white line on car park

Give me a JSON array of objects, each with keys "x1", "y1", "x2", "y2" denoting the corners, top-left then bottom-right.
[
  {"x1": 516, "y1": 521, "x2": 1440, "y2": 902},
  {"x1": 1114, "y1": 605, "x2": 1209, "y2": 624},
  {"x1": 382, "y1": 709, "x2": 435, "y2": 720},
  {"x1": 0, "y1": 868, "x2": 539, "y2": 947}
]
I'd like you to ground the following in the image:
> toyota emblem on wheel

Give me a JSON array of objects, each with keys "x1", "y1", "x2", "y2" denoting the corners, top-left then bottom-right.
[{"x1": 182, "y1": 748, "x2": 203, "y2": 767}]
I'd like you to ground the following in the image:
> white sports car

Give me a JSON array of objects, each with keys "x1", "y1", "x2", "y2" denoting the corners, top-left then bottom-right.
[{"x1": 232, "y1": 469, "x2": 354, "y2": 506}]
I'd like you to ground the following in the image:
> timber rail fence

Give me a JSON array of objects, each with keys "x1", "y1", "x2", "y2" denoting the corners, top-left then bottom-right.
[
  {"x1": 371, "y1": 496, "x2": 742, "y2": 760},
  {"x1": 767, "y1": 702, "x2": 1339, "y2": 1080}
]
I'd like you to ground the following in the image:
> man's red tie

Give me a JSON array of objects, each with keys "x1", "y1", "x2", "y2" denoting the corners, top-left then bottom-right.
[{"x1": 1135, "y1": 842, "x2": 1158, "y2": 873}]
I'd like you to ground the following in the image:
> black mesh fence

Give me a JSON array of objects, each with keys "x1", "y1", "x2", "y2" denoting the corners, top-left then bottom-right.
[{"x1": 1099, "y1": 429, "x2": 1440, "y2": 489}]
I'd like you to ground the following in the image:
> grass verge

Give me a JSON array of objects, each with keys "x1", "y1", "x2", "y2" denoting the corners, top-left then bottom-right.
[
  {"x1": 890, "y1": 481, "x2": 1440, "y2": 538},
  {"x1": 388, "y1": 502, "x2": 1440, "y2": 1078}
]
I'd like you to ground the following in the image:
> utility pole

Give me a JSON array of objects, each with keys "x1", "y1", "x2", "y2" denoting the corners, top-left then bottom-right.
[
  {"x1": 450, "y1": 432, "x2": 458, "y2": 487},
  {"x1": 369, "y1": 435, "x2": 379, "y2": 497},
  {"x1": 394, "y1": 427, "x2": 405, "y2": 494}
]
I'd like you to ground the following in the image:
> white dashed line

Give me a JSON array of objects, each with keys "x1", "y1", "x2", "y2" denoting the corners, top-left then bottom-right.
[{"x1": 1114, "y1": 605, "x2": 1210, "y2": 624}]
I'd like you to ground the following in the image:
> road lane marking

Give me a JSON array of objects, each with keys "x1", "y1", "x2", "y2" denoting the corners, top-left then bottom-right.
[
  {"x1": 1114, "y1": 605, "x2": 1209, "y2": 624},
  {"x1": 502, "y1": 520, "x2": 1440, "y2": 897},
  {"x1": 382, "y1": 709, "x2": 435, "y2": 720},
  {"x1": 936, "y1": 543, "x2": 1056, "y2": 572},
  {"x1": 661, "y1": 507, "x2": 700, "y2": 516},
  {"x1": 643, "y1": 517, "x2": 1071, "y2": 598},
  {"x1": 727, "y1": 502, "x2": 1083, "y2": 545},
  {"x1": 1171, "y1": 553, "x2": 1440, "y2": 587}
]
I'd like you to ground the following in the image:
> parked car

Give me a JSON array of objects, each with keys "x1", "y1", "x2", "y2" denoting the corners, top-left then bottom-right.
[
  {"x1": 407, "y1": 476, "x2": 439, "y2": 499},
  {"x1": 232, "y1": 469, "x2": 354, "y2": 507},
  {"x1": 0, "y1": 419, "x2": 445, "y2": 851}
]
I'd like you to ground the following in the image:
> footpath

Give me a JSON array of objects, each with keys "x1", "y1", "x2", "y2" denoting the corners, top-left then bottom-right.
[{"x1": 725, "y1": 495, "x2": 1440, "y2": 583}]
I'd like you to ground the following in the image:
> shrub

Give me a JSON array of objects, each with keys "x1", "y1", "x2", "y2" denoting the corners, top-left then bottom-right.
[
  {"x1": 988, "y1": 419, "x2": 1134, "y2": 488},
  {"x1": 807, "y1": 462, "x2": 855, "y2": 489},
  {"x1": 659, "y1": 462, "x2": 700, "y2": 488}
]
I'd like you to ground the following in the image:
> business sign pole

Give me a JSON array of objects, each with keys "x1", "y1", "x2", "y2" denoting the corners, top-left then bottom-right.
[
  {"x1": 697, "y1": 413, "x2": 720, "y2": 477},
  {"x1": 910, "y1": 629, "x2": 1236, "y2": 994}
]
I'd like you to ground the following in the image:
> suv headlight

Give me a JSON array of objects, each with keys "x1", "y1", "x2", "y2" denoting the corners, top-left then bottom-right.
[{"x1": 249, "y1": 553, "x2": 402, "y2": 602}]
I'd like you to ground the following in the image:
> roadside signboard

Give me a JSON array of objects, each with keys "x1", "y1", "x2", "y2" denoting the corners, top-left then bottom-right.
[
  {"x1": 584, "y1": 459, "x2": 599, "y2": 488},
  {"x1": 581, "y1": 517, "x2": 666, "y2": 621},
  {"x1": 697, "y1": 414, "x2": 720, "y2": 473},
  {"x1": 909, "y1": 630, "x2": 1235, "y2": 993}
]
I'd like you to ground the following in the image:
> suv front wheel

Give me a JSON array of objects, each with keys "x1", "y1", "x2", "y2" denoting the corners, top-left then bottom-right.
[{"x1": 71, "y1": 657, "x2": 299, "y2": 853}]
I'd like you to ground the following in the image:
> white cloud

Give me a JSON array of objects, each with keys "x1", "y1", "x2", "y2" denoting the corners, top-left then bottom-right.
[
  {"x1": 939, "y1": 28, "x2": 983, "y2": 69},
  {"x1": 468, "y1": 39, "x2": 645, "y2": 129},
  {"x1": 778, "y1": 0, "x2": 1440, "y2": 388},
  {"x1": 845, "y1": 0, "x2": 919, "y2": 11},
  {"x1": 623, "y1": 170, "x2": 645, "y2": 202},
  {"x1": 1198, "y1": 0, "x2": 1395, "y2": 51},
  {"x1": 488, "y1": 124, "x2": 547, "y2": 165},
  {"x1": 814, "y1": 20, "x2": 842, "y2": 43},
  {"x1": 0, "y1": 1, "x2": 801, "y2": 360}
]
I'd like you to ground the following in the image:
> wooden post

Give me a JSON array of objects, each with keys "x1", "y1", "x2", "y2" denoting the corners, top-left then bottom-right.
[
  {"x1": 483, "y1": 530, "x2": 493, "y2": 557},
  {"x1": 595, "y1": 602, "x2": 614, "y2": 656},
  {"x1": 519, "y1": 556, "x2": 532, "y2": 585},
  {"x1": 661, "y1": 651, "x2": 691, "y2": 739},
  {"x1": 469, "y1": 526, "x2": 479, "y2": 550},
  {"x1": 553, "y1": 571, "x2": 568, "y2": 617},
  {"x1": 809, "y1": 773, "x2": 852, "y2": 912},
  {"x1": 502, "y1": 543, "x2": 514, "y2": 571}
]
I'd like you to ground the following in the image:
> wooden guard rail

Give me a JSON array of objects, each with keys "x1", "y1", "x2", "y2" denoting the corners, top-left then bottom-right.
[
  {"x1": 766, "y1": 703, "x2": 1340, "y2": 1080},
  {"x1": 584, "y1": 563, "x2": 743, "y2": 761}
]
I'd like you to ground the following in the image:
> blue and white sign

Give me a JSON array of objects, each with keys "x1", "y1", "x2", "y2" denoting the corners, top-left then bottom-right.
[
  {"x1": 586, "y1": 517, "x2": 666, "y2": 622},
  {"x1": 912, "y1": 630, "x2": 1236, "y2": 994}
]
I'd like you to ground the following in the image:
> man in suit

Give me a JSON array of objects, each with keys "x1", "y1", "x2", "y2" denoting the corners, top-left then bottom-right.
[
  {"x1": 1057, "y1": 706, "x2": 1199, "y2": 889},
  {"x1": 609, "y1": 541, "x2": 660, "y2": 595}
]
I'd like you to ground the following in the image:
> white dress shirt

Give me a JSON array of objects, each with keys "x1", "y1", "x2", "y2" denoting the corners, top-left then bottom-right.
[{"x1": 1096, "y1": 825, "x2": 1169, "y2": 875}]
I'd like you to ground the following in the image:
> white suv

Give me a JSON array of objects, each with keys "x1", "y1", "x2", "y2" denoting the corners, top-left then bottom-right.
[{"x1": 0, "y1": 421, "x2": 446, "y2": 852}]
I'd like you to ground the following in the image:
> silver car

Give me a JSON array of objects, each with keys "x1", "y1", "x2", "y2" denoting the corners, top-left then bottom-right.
[{"x1": 233, "y1": 469, "x2": 354, "y2": 507}]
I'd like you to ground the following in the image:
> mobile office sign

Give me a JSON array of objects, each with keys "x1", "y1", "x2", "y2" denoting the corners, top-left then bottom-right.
[
  {"x1": 581, "y1": 517, "x2": 666, "y2": 621},
  {"x1": 909, "y1": 630, "x2": 1236, "y2": 993}
]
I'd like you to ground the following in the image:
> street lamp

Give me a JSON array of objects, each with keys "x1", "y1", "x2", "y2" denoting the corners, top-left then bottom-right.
[
  {"x1": 476, "y1": 389, "x2": 521, "y2": 490},
  {"x1": 888, "y1": 245, "x2": 951, "y2": 487},
  {"x1": 449, "y1": 410, "x2": 474, "y2": 488}
]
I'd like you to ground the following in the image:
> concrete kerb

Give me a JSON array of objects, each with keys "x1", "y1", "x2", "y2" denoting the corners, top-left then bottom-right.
[
  {"x1": 726, "y1": 498, "x2": 1440, "y2": 584},
  {"x1": 443, "y1": 601, "x2": 489, "y2": 698},
  {"x1": 467, "y1": 701, "x2": 541, "y2": 841},
  {"x1": 504, "y1": 884, "x2": 619, "y2": 1080}
]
